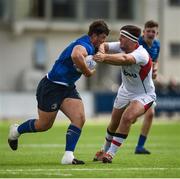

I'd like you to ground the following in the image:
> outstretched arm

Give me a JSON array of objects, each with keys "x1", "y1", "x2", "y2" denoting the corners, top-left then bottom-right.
[{"x1": 93, "y1": 52, "x2": 136, "y2": 66}]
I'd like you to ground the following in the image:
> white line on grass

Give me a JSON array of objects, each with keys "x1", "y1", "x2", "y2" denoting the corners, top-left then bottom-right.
[
  {"x1": 1, "y1": 168, "x2": 180, "y2": 172},
  {"x1": 0, "y1": 143, "x2": 177, "y2": 148},
  {"x1": 1, "y1": 168, "x2": 180, "y2": 177},
  {"x1": 0, "y1": 171, "x2": 72, "y2": 177}
]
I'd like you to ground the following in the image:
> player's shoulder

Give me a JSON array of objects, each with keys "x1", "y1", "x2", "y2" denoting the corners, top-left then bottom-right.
[
  {"x1": 134, "y1": 45, "x2": 150, "y2": 60},
  {"x1": 153, "y1": 39, "x2": 160, "y2": 47},
  {"x1": 75, "y1": 35, "x2": 94, "y2": 54},
  {"x1": 138, "y1": 36, "x2": 144, "y2": 43},
  {"x1": 136, "y1": 45, "x2": 149, "y2": 54}
]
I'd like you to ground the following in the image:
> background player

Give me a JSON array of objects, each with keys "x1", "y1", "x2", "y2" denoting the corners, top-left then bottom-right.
[
  {"x1": 8, "y1": 20, "x2": 110, "y2": 165},
  {"x1": 135, "y1": 20, "x2": 160, "y2": 154}
]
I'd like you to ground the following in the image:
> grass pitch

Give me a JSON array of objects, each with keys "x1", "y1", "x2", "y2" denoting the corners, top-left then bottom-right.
[{"x1": 0, "y1": 117, "x2": 180, "y2": 178}]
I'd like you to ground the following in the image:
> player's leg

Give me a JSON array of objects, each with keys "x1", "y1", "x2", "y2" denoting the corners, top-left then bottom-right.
[
  {"x1": 135, "y1": 107, "x2": 154, "y2": 154},
  {"x1": 102, "y1": 107, "x2": 125, "y2": 152},
  {"x1": 8, "y1": 76, "x2": 59, "y2": 150},
  {"x1": 8, "y1": 110, "x2": 57, "y2": 150},
  {"x1": 93, "y1": 89, "x2": 128, "y2": 162},
  {"x1": 60, "y1": 98, "x2": 85, "y2": 165},
  {"x1": 93, "y1": 107, "x2": 125, "y2": 161},
  {"x1": 103, "y1": 100, "x2": 146, "y2": 163}
]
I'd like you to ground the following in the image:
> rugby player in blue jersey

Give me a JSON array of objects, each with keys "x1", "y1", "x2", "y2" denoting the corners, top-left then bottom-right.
[
  {"x1": 135, "y1": 20, "x2": 160, "y2": 154},
  {"x1": 8, "y1": 20, "x2": 110, "y2": 165}
]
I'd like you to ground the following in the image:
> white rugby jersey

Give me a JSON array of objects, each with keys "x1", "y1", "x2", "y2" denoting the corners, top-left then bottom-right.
[{"x1": 108, "y1": 42, "x2": 155, "y2": 94}]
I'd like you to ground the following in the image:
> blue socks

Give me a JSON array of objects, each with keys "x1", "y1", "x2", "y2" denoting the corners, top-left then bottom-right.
[
  {"x1": 17, "y1": 120, "x2": 81, "y2": 152},
  {"x1": 17, "y1": 119, "x2": 36, "y2": 134},
  {"x1": 65, "y1": 124, "x2": 81, "y2": 151},
  {"x1": 137, "y1": 134, "x2": 147, "y2": 148}
]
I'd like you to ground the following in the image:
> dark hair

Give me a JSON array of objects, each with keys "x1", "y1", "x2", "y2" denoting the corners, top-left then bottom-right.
[
  {"x1": 145, "y1": 20, "x2": 159, "y2": 28},
  {"x1": 88, "y1": 20, "x2": 110, "y2": 36},
  {"x1": 120, "y1": 25, "x2": 141, "y2": 39}
]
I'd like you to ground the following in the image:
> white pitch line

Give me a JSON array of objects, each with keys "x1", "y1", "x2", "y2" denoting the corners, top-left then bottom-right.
[
  {"x1": 0, "y1": 143, "x2": 177, "y2": 148},
  {"x1": 0, "y1": 170, "x2": 72, "y2": 177},
  {"x1": 1, "y1": 168, "x2": 180, "y2": 172}
]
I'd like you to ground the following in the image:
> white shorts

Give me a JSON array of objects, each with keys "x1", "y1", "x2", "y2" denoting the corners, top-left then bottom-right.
[{"x1": 113, "y1": 86, "x2": 156, "y2": 110}]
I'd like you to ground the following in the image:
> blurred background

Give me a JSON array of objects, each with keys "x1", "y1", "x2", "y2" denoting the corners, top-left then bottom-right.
[{"x1": 0, "y1": 0, "x2": 180, "y2": 119}]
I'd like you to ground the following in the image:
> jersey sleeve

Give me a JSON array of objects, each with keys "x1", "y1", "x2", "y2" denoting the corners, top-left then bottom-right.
[
  {"x1": 107, "y1": 42, "x2": 123, "y2": 53},
  {"x1": 130, "y1": 47, "x2": 149, "y2": 65},
  {"x1": 154, "y1": 40, "x2": 160, "y2": 61}
]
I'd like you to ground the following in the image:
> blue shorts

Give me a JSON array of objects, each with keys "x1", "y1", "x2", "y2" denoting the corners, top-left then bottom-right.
[{"x1": 36, "y1": 76, "x2": 82, "y2": 112}]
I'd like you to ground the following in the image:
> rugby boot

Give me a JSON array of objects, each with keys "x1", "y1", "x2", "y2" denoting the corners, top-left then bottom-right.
[
  {"x1": 8, "y1": 124, "x2": 20, "y2": 150},
  {"x1": 61, "y1": 152, "x2": 85, "y2": 165},
  {"x1": 135, "y1": 147, "x2": 151, "y2": 154},
  {"x1": 93, "y1": 150, "x2": 105, "y2": 161},
  {"x1": 102, "y1": 152, "x2": 113, "y2": 163}
]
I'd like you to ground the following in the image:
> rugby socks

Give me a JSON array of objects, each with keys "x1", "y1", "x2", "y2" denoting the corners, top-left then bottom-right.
[
  {"x1": 102, "y1": 128, "x2": 114, "y2": 152},
  {"x1": 65, "y1": 124, "x2": 81, "y2": 151},
  {"x1": 17, "y1": 119, "x2": 37, "y2": 134},
  {"x1": 107, "y1": 133, "x2": 128, "y2": 157},
  {"x1": 136, "y1": 134, "x2": 147, "y2": 148}
]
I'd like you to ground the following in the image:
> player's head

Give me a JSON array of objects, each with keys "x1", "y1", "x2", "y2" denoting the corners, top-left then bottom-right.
[
  {"x1": 143, "y1": 20, "x2": 159, "y2": 43},
  {"x1": 119, "y1": 25, "x2": 141, "y2": 52},
  {"x1": 88, "y1": 20, "x2": 110, "y2": 48}
]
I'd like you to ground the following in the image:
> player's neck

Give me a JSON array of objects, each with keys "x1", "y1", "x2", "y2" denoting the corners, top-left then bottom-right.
[{"x1": 144, "y1": 38, "x2": 153, "y2": 47}]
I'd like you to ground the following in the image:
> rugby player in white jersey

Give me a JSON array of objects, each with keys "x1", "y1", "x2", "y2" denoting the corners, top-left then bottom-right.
[{"x1": 93, "y1": 25, "x2": 156, "y2": 163}]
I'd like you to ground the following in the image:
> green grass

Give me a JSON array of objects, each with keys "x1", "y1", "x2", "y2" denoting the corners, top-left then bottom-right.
[{"x1": 0, "y1": 118, "x2": 180, "y2": 178}]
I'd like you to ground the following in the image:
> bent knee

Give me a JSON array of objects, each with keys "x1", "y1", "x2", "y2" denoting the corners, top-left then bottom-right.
[
  {"x1": 35, "y1": 120, "x2": 53, "y2": 131},
  {"x1": 145, "y1": 110, "x2": 154, "y2": 120},
  {"x1": 71, "y1": 113, "x2": 86, "y2": 127},
  {"x1": 77, "y1": 113, "x2": 86, "y2": 124},
  {"x1": 122, "y1": 114, "x2": 135, "y2": 124}
]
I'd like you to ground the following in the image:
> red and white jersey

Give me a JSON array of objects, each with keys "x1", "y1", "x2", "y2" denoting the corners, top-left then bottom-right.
[{"x1": 108, "y1": 42, "x2": 155, "y2": 95}]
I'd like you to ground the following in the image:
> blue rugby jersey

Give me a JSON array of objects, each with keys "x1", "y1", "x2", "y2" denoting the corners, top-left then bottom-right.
[
  {"x1": 47, "y1": 35, "x2": 95, "y2": 86},
  {"x1": 138, "y1": 36, "x2": 160, "y2": 62}
]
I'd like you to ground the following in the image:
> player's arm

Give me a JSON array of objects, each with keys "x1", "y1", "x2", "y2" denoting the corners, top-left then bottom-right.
[
  {"x1": 71, "y1": 45, "x2": 95, "y2": 77},
  {"x1": 98, "y1": 42, "x2": 120, "y2": 54},
  {"x1": 93, "y1": 52, "x2": 136, "y2": 66},
  {"x1": 152, "y1": 61, "x2": 158, "y2": 79},
  {"x1": 98, "y1": 43, "x2": 109, "y2": 53}
]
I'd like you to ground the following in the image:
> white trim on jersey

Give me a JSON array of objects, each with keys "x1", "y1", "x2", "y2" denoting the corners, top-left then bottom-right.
[{"x1": 46, "y1": 74, "x2": 69, "y2": 86}]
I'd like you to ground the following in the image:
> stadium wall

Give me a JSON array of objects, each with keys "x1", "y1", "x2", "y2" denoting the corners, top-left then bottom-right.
[
  {"x1": 1, "y1": 91, "x2": 180, "y2": 120},
  {"x1": 0, "y1": 92, "x2": 94, "y2": 119}
]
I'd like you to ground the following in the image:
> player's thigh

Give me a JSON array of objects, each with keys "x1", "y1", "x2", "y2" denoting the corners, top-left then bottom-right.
[
  {"x1": 60, "y1": 98, "x2": 85, "y2": 127},
  {"x1": 122, "y1": 100, "x2": 145, "y2": 122},
  {"x1": 37, "y1": 109, "x2": 58, "y2": 129}
]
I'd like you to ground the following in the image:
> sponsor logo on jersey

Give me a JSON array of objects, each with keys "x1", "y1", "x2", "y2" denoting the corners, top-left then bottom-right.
[{"x1": 123, "y1": 70, "x2": 137, "y2": 78}]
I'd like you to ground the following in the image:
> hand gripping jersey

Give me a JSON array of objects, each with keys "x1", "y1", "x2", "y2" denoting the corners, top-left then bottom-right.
[
  {"x1": 138, "y1": 36, "x2": 160, "y2": 62},
  {"x1": 108, "y1": 42, "x2": 155, "y2": 95},
  {"x1": 47, "y1": 35, "x2": 95, "y2": 86}
]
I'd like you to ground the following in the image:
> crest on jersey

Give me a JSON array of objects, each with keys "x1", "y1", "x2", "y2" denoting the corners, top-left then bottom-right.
[{"x1": 51, "y1": 103, "x2": 58, "y2": 110}]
